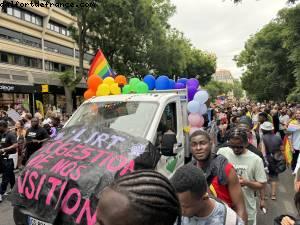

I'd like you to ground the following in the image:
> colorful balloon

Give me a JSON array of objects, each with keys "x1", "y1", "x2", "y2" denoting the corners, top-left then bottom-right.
[
  {"x1": 169, "y1": 79, "x2": 176, "y2": 89},
  {"x1": 122, "y1": 85, "x2": 132, "y2": 94},
  {"x1": 110, "y1": 83, "x2": 121, "y2": 95},
  {"x1": 103, "y1": 77, "x2": 115, "y2": 86},
  {"x1": 87, "y1": 75, "x2": 103, "y2": 91},
  {"x1": 156, "y1": 75, "x2": 170, "y2": 90},
  {"x1": 129, "y1": 78, "x2": 140, "y2": 87},
  {"x1": 199, "y1": 104, "x2": 208, "y2": 115},
  {"x1": 96, "y1": 84, "x2": 110, "y2": 96},
  {"x1": 136, "y1": 82, "x2": 149, "y2": 93},
  {"x1": 188, "y1": 113, "x2": 204, "y2": 128},
  {"x1": 187, "y1": 78, "x2": 199, "y2": 88},
  {"x1": 174, "y1": 82, "x2": 185, "y2": 89},
  {"x1": 84, "y1": 89, "x2": 96, "y2": 100},
  {"x1": 177, "y1": 78, "x2": 188, "y2": 87},
  {"x1": 188, "y1": 86, "x2": 198, "y2": 102},
  {"x1": 194, "y1": 90, "x2": 209, "y2": 104},
  {"x1": 187, "y1": 100, "x2": 201, "y2": 113},
  {"x1": 143, "y1": 75, "x2": 156, "y2": 90},
  {"x1": 115, "y1": 75, "x2": 127, "y2": 86}
]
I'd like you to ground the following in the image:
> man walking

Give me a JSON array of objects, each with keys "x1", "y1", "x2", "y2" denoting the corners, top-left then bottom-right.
[
  {"x1": 218, "y1": 128, "x2": 267, "y2": 225},
  {"x1": 0, "y1": 120, "x2": 18, "y2": 202}
]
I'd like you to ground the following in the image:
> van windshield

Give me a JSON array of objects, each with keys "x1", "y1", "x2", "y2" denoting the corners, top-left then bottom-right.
[{"x1": 65, "y1": 101, "x2": 158, "y2": 138}]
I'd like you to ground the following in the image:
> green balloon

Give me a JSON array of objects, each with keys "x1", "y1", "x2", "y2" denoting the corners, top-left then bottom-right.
[
  {"x1": 129, "y1": 78, "x2": 140, "y2": 87},
  {"x1": 122, "y1": 85, "x2": 132, "y2": 94},
  {"x1": 136, "y1": 82, "x2": 149, "y2": 93}
]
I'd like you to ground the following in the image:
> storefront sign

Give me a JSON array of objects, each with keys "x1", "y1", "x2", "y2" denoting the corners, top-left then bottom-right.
[
  {"x1": 0, "y1": 84, "x2": 15, "y2": 92},
  {"x1": 41, "y1": 84, "x2": 49, "y2": 93}
]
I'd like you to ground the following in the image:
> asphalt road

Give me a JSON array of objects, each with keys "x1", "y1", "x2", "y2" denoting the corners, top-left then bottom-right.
[{"x1": 0, "y1": 169, "x2": 297, "y2": 225}]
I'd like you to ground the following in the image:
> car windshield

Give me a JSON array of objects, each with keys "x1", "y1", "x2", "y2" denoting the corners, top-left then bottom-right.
[{"x1": 65, "y1": 101, "x2": 158, "y2": 138}]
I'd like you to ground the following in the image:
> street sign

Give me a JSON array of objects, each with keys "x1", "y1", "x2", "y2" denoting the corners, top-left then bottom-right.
[{"x1": 41, "y1": 84, "x2": 49, "y2": 93}]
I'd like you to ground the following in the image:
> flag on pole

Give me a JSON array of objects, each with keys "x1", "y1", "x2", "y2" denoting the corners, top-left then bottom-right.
[
  {"x1": 88, "y1": 49, "x2": 114, "y2": 78},
  {"x1": 283, "y1": 135, "x2": 293, "y2": 166},
  {"x1": 35, "y1": 100, "x2": 44, "y2": 118}
]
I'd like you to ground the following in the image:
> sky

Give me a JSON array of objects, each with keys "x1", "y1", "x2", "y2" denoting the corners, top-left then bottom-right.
[{"x1": 169, "y1": 0, "x2": 290, "y2": 78}]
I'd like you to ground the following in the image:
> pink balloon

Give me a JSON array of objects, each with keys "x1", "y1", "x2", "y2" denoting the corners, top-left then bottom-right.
[
  {"x1": 188, "y1": 113, "x2": 205, "y2": 128},
  {"x1": 189, "y1": 127, "x2": 202, "y2": 135}
]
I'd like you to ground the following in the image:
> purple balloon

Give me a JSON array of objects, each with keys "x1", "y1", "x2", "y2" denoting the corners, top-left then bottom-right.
[
  {"x1": 187, "y1": 78, "x2": 199, "y2": 88},
  {"x1": 174, "y1": 82, "x2": 185, "y2": 89},
  {"x1": 188, "y1": 86, "x2": 198, "y2": 102}
]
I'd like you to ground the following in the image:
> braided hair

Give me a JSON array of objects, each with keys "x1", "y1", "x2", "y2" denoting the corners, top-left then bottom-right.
[
  {"x1": 110, "y1": 170, "x2": 181, "y2": 225},
  {"x1": 228, "y1": 127, "x2": 248, "y2": 144}
]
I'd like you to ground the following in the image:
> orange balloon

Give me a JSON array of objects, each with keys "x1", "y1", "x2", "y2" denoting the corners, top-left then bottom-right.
[
  {"x1": 115, "y1": 75, "x2": 127, "y2": 86},
  {"x1": 84, "y1": 89, "x2": 96, "y2": 100},
  {"x1": 87, "y1": 75, "x2": 103, "y2": 91}
]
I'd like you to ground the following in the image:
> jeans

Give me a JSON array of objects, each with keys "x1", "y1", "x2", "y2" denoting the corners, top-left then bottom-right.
[{"x1": 0, "y1": 158, "x2": 15, "y2": 195}]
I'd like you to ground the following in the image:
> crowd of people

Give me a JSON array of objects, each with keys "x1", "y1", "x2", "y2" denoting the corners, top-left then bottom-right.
[
  {"x1": 1, "y1": 101, "x2": 300, "y2": 225},
  {"x1": 0, "y1": 106, "x2": 66, "y2": 202}
]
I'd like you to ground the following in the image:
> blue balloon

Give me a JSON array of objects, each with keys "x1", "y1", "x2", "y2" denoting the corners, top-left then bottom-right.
[
  {"x1": 169, "y1": 79, "x2": 176, "y2": 89},
  {"x1": 199, "y1": 104, "x2": 208, "y2": 115},
  {"x1": 174, "y1": 82, "x2": 185, "y2": 89},
  {"x1": 143, "y1": 74, "x2": 156, "y2": 90},
  {"x1": 177, "y1": 78, "x2": 188, "y2": 87},
  {"x1": 194, "y1": 90, "x2": 209, "y2": 104},
  {"x1": 187, "y1": 100, "x2": 201, "y2": 113},
  {"x1": 156, "y1": 75, "x2": 170, "y2": 90}
]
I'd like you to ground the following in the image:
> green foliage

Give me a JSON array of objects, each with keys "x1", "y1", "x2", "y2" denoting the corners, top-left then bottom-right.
[
  {"x1": 235, "y1": 14, "x2": 297, "y2": 101},
  {"x1": 232, "y1": 79, "x2": 244, "y2": 100},
  {"x1": 204, "y1": 80, "x2": 233, "y2": 100},
  {"x1": 56, "y1": 70, "x2": 81, "y2": 91},
  {"x1": 54, "y1": 0, "x2": 216, "y2": 89},
  {"x1": 232, "y1": 0, "x2": 298, "y2": 3}
]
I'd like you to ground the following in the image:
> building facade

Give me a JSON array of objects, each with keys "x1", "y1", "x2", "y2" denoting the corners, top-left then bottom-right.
[
  {"x1": 212, "y1": 69, "x2": 234, "y2": 84},
  {"x1": 0, "y1": 0, "x2": 92, "y2": 114}
]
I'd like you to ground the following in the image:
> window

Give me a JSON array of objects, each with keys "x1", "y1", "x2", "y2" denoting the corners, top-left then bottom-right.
[
  {"x1": 14, "y1": 9, "x2": 21, "y2": 18},
  {"x1": 67, "y1": 30, "x2": 70, "y2": 36},
  {"x1": 54, "y1": 25, "x2": 59, "y2": 33},
  {"x1": 53, "y1": 62, "x2": 59, "y2": 71},
  {"x1": 24, "y1": 13, "x2": 31, "y2": 22},
  {"x1": 61, "y1": 28, "x2": 66, "y2": 35},
  {"x1": 13, "y1": 55, "x2": 22, "y2": 65},
  {"x1": 0, "y1": 52, "x2": 8, "y2": 63},
  {"x1": 7, "y1": 7, "x2": 13, "y2": 15},
  {"x1": 36, "y1": 17, "x2": 42, "y2": 26},
  {"x1": 47, "y1": 23, "x2": 50, "y2": 29},
  {"x1": 156, "y1": 102, "x2": 177, "y2": 147},
  {"x1": 31, "y1": 16, "x2": 36, "y2": 24}
]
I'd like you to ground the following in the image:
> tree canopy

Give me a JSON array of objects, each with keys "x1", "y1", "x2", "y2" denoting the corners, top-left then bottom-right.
[{"x1": 235, "y1": 4, "x2": 300, "y2": 102}]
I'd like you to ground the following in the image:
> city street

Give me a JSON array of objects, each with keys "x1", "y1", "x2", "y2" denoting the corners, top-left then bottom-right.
[{"x1": 0, "y1": 169, "x2": 297, "y2": 225}]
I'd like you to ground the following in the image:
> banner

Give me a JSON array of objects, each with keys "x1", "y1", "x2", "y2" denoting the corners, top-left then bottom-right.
[{"x1": 12, "y1": 125, "x2": 160, "y2": 225}]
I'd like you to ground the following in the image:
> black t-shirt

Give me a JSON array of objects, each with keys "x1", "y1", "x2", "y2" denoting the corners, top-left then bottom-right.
[
  {"x1": 26, "y1": 126, "x2": 49, "y2": 154},
  {"x1": 0, "y1": 131, "x2": 17, "y2": 156},
  {"x1": 263, "y1": 133, "x2": 282, "y2": 155}
]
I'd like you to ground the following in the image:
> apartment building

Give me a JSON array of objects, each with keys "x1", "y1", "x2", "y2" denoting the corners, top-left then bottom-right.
[{"x1": 0, "y1": 0, "x2": 92, "y2": 113}]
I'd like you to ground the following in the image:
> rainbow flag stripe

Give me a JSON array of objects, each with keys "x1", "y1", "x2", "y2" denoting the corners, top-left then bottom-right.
[
  {"x1": 88, "y1": 49, "x2": 114, "y2": 78},
  {"x1": 283, "y1": 136, "x2": 293, "y2": 165}
]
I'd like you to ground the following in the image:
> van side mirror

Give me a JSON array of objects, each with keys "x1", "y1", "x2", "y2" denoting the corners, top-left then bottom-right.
[{"x1": 160, "y1": 133, "x2": 177, "y2": 156}]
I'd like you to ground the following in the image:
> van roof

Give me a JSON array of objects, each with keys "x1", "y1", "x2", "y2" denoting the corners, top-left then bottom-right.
[{"x1": 86, "y1": 93, "x2": 179, "y2": 104}]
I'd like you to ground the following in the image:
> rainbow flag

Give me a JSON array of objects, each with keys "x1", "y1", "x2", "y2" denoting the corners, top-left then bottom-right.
[
  {"x1": 283, "y1": 135, "x2": 293, "y2": 165},
  {"x1": 88, "y1": 49, "x2": 114, "y2": 78}
]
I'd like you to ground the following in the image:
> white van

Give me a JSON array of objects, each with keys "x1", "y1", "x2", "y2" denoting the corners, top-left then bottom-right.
[{"x1": 64, "y1": 89, "x2": 190, "y2": 178}]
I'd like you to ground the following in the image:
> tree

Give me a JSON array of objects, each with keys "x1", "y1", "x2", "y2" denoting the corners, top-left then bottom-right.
[
  {"x1": 235, "y1": 20, "x2": 296, "y2": 101},
  {"x1": 278, "y1": 5, "x2": 300, "y2": 102},
  {"x1": 232, "y1": 79, "x2": 244, "y2": 100},
  {"x1": 55, "y1": 0, "x2": 99, "y2": 112},
  {"x1": 204, "y1": 80, "x2": 233, "y2": 100},
  {"x1": 232, "y1": 0, "x2": 298, "y2": 3},
  {"x1": 56, "y1": 70, "x2": 81, "y2": 114},
  {"x1": 184, "y1": 48, "x2": 217, "y2": 86}
]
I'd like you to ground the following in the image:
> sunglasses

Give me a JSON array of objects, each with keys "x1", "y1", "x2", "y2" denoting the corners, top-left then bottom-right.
[{"x1": 229, "y1": 145, "x2": 244, "y2": 150}]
